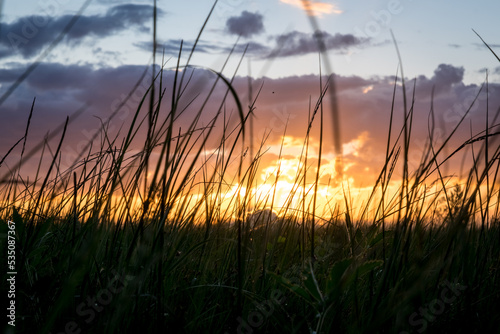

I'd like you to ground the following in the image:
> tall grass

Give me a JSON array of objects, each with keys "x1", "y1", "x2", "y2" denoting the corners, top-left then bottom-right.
[{"x1": 1, "y1": 3, "x2": 500, "y2": 334}]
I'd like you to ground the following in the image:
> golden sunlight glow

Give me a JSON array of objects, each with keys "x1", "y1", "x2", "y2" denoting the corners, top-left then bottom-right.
[
  {"x1": 28, "y1": 131, "x2": 496, "y2": 227},
  {"x1": 228, "y1": 133, "x2": 375, "y2": 216},
  {"x1": 280, "y1": 0, "x2": 343, "y2": 17},
  {"x1": 261, "y1": 157, "x2": 303, "y2": 183},
  {"x1": 343, "y1": 131, "x2": 369, "y2": 157},
  {"x1": 362, "y1": 85, "x2": 374, "y2": 94}
]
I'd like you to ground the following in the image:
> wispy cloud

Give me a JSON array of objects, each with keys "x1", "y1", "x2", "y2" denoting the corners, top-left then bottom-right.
[
  {"x1": 473, "y1": 42, "x2": 500, "y2": 49},
  {"x1": 136, "y1": 39, "x2": 229, "y2": 57},
  {"x1": 266, "y1": 31, "x2": 370, "y2": 58},
  {"x1": 280, "y1": 0, "x2": 342, "y2": 17},
  {"x1": 142, "y1": 31, "x2": 369, "y2": 59}
]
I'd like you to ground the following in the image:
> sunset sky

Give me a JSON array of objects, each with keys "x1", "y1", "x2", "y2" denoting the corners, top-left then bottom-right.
[{"x1": 1, "y1": 0, "x2": 499, "y2": 213}]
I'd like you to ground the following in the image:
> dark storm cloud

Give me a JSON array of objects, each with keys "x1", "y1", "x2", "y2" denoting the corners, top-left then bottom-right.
[
  {"x1": 266, "y1": 30, "x2": 370, "y2": 58},
  {"x1": 225, "y1": 11, "x2": 265, "y2": 38},
  {"x1": 0, "y1": 4, "x2": 160, "y2": 59}
]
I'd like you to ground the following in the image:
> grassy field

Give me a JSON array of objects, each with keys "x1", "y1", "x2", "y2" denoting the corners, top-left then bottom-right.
[{"x1": 2, "y1": 3, "x2": 500, "y2": 334}]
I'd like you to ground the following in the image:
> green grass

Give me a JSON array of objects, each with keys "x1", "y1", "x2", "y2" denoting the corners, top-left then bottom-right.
[{"x1": 2, "y1": 2, "x2": 500, "y2": 333}]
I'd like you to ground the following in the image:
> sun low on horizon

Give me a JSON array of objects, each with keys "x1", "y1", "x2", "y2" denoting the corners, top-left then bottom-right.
[
  {"x1": 3, "y1": 2, "x2": 500, "y2": 333},
  {"x1": 1, "y1": 0, "x2": 500, "y2": 223}
]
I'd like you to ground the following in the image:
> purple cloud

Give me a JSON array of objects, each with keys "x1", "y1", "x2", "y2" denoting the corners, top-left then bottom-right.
[
  {"x1": 267, "y1": 30, "x2": 370, "y2": 58},
  {"x1": 226, "y1": 11, "x2": 265, "y2": 38}
]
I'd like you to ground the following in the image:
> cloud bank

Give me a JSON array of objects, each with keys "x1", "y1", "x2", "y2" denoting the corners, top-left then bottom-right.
[{"x1": 0, "y1": 62, "x2": 497, "y2": 186}]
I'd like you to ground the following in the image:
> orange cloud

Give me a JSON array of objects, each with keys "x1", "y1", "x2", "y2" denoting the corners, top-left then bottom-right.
[{"x1": 280, "y1": 0, "x2": 343, "y2": 17}]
